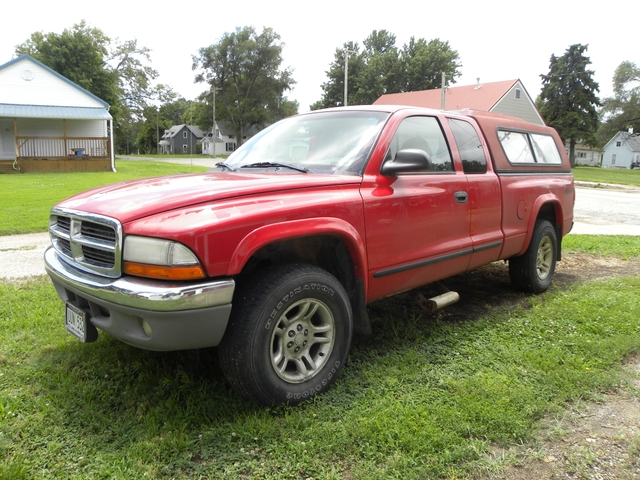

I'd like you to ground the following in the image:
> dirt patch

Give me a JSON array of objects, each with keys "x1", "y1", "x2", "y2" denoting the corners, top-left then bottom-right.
[
  {"x1": 369, "y1": 252, "x2": 640, "y2": 479},
  {"x1": 430, "y1": 254, "x2": 640, "y2": 480},
  {"x1": 484, "y1": 355, "x2": 640, "y2": 480}
]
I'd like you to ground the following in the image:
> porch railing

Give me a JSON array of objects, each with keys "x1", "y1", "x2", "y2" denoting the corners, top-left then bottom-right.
[{"x1": 16, "y1": 136, "x2": 110, "y2": 159}]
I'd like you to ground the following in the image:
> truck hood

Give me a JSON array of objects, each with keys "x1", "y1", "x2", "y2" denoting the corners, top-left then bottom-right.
[{"x1": 57, "y1": 172, "x2": 362, "y2": 223}]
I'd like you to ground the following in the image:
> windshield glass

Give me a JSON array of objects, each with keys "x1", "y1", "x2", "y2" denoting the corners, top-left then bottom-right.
[{"x1": 224, "y1": 110, "x2": 389, "y2": 174}]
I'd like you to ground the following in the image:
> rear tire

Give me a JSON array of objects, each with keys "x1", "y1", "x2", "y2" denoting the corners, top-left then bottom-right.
[
  {"x1": 218, "y1": 264, "x2": 353, "y2": 406},
  {"x1": 509, "y1": 220, "x2": 557, "y2": 293}
]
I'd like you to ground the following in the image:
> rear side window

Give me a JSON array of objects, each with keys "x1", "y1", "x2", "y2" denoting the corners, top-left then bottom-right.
[
  {"x1": 498, "y1": 130, "x2": 562, "y2": 165},
  {"x1": 448, "y1": 119, "x2": 487, "y2": 173},
  {"x1": 531, "y1": 134, "x2": 562, "y2": 164}
]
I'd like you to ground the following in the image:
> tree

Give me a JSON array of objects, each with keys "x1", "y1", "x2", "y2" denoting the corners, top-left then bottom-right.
[
  {"x1": 192, "y1": 26, "x2": 296, "y2": 147},
  {"x1": 311, "y1": 42, "x2": 363, "y2": 110},
  {"x1": 15, "y1": 21, "x2": 161, "y2": 154},
  {"x1": 15, "y1": 21, "x2": 120, "y2": 113},
  {"x1": 351, "y1": 30, "x2": 402, "y2": 105},
  {"x1": 313, "y1": 31, "x2": 462, "y2": 110},
  {"x1": 599, "y1": 61, "x2": 640, "y2": 144},
  {"x1": 537, "y1": 44, "x2": 600, "y2": 167},
  {"x1": 401, "y1": 38, "x2": 461, "y2": 92}
]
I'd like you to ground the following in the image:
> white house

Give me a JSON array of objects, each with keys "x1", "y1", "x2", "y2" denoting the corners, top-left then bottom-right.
[
  {"x1": 200, "y1": 121, "x2": 259, "y2": 156},
  {"x1": 601, "y1": 131, "x2": 640, "y2": 169},
  {"x1": 0, "y1": 54, "x2": 114, "y2": 173},
  {"x1": 567, "y1": 140, "x2": 601, "y2": 167}
]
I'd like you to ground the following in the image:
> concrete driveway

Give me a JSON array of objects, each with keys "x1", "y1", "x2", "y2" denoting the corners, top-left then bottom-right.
[{"x1": 1, "y1": 184, "x2": 638, "y2": 280}]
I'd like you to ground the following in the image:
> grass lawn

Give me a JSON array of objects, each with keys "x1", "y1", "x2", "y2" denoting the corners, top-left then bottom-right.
[
  {"x1": 572, "y1": 165, "x2": 640, "y2": 187},
  {"x1": 119, "y1": 154, "x2": 229, "y2": 159},
  {"x1": 1, "y1": 236, "x2": 640, "y2": 479},
  {"x1": 0, "y1": 161, "x2": 208, "y2": 236},
  {"x1": 0, "y1": 162, "x2": 638, "y2": 237}
]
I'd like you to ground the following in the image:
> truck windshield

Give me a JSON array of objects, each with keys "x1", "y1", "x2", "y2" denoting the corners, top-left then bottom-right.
[{"x1": 223, "y1": 110, "x2": 389, "y2": 174}]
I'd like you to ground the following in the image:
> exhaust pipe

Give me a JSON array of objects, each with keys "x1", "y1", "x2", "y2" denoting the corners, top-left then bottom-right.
[{"x1": 417, "y1": 291, "x2": 460, "y2": 313}]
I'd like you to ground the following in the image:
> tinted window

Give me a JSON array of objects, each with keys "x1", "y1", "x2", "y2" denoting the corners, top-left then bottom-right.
[
  {"x1": 531, "y1": 134, "x2": 562, "y2": 164},
  {"x1": 385, "y1": 116, "x2": 453, "y2": 172},
  {"x1": 498, "y1": 130, "x2": 536, "y2": 164},
  {"x1": 448, "y1": 119, "x2": 487, "y2": 173},
  {"x1": 499, "y1": 130, "x2": 562, "y2": 165}
]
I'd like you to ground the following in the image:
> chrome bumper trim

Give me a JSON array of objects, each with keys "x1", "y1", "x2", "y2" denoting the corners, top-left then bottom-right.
[{"x1": 45, "y1": 247, "x2": 234, "y2": 312}]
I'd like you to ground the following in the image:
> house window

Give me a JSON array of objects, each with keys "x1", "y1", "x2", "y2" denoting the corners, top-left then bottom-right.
[
  {"x1": 612, "y1": 154, "x2": 616, "y2": 165},
  {"x1": 616, "y1": 141, "x2": 622, "y2": 147},
  {"x1": 183, "y1": 144, "x2": 188, "y2": 153},
  {"x1": 226, "y1": 142, "x2": 236, "y2": 152},
  {"x1": 577, "y1": 152, "x2": 586, "y2": 158},
  {"x1": 515, "y1": 88, "x2": 521, "y2": 100},
  {"x1": 183, "y1": 131, "x2": 188, "y2": 139}
]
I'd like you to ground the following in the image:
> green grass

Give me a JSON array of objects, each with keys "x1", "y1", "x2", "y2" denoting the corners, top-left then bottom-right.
[
  {"x1": 1, "y1": 162, "x2": 637, "y2": 237},
  {"x1": 0, "y1": 161, "x2": 208, "y2": 236},
  {"x1": 2, "y1": 236, "x2": 640, "y2": 479},
  {"x1": 564, "y1": 234, "x2": 640, "y2": 259},
  {"x1": 572, "y1": 165, "x2": 640, "y2": 187},
  {"x1": 120, "y1": 154, "x2": 229, "y2": 159}
]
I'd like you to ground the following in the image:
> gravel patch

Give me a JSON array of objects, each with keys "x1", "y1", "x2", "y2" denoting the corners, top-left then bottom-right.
[{"x1": 0, "y1": 232, "x2": 49, "y2": 279}]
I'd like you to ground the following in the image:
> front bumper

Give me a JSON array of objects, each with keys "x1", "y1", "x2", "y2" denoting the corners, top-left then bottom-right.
[{"x1": 44, "y1": 247, "x2": 234, "y2": 351}]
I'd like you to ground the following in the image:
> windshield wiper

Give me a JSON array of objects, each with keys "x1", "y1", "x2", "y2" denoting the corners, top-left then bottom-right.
[
  {"x1": 215, "y1": 162, "x2": 237, "y2": 172},
  {"x1": 240, "y1": 162, "x2": 309, "y2": 173}
]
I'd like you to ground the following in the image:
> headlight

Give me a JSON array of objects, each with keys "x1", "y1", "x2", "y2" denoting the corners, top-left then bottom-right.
[{"x1": 123, "y1": 236, "x2": 205, "y2": 280}]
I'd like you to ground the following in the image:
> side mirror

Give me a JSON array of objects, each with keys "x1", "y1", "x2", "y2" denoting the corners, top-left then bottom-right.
[{"x1": 380, "y1": 149, "x2": 432, "y2": 176}]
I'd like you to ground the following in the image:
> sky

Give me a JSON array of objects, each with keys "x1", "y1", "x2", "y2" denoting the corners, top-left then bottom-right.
[{"x1": 2, "y1": 1, "x2": 638, "y2": 113}]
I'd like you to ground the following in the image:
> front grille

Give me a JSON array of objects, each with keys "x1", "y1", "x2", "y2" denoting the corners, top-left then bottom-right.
[
  {"x1": 83, "y1": 246, "x2": 115, "y2": 268},
  {"x1": 49, "y1": 208, "x2": 123, "y2": 278},
  {"x1": 81, "y1": 222, "x2": 116, "y2": 243},
  {"x1": 56, "y1": 216, "x2": 71, "y2": 234}
]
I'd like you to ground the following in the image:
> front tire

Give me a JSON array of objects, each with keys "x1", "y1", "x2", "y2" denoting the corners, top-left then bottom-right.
[
  {"x1": 509, "y1": 220, "x2": 558, "y2": 293},
  {"x1": 218, "y1": 264, "x2": 353, "y2": 406}
]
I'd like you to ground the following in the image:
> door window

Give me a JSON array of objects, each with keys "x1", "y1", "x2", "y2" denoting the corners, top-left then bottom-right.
[{"x1": 385, "y1": 116, "x2": 453, "y2": 172}]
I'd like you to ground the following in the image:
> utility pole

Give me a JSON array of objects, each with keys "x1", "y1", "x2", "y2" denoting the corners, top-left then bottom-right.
[
  {"x1": 440, "y1": 72, "x2": 446, "y2": 110},
  {"x1": 212, "y1": 86, "x2": 220, "y2": 158},
  {"x1": 344, "y1": 48, "x2": 355, "y2": 106}
]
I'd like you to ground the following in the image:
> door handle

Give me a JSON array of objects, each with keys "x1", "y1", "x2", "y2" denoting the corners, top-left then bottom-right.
[{"x1": 454, "y1": 191, "x2": 468, "y2": 203}]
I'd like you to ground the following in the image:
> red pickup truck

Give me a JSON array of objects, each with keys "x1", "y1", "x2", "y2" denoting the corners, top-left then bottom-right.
[{"x1": 45, "y1": 105, "x2": 574, "y2": 405}]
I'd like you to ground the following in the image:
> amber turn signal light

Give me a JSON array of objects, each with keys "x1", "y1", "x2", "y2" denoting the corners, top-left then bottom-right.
[{"x1": 123, "y1": 261, "x2": 206, "y2": 280}]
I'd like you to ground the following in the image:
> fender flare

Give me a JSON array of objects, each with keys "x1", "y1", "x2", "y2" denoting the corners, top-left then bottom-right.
[
  {"x1": 518, "y1": 194, "x2": 564, "y2": 256},
  {"x1": 227, "y1": 217, "x2": 368, "y2": 291}
]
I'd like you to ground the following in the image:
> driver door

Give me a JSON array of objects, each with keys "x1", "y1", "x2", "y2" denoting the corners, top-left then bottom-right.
[{"x1": 362, "y1": 115, "x2": 473, "y2": 301}]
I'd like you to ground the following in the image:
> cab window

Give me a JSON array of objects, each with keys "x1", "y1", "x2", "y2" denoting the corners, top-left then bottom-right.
[
  {"x1": 385, "y1": 116, "x2": 453, "y2": 172},
  {"x1": 448, "y1": 118, "x2": 487, "y2": 173}
]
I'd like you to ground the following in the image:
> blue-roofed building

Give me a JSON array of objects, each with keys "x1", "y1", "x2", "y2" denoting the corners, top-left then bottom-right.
[{"x1": 0, "y1": 55, "x2": 114, "y2": 173}]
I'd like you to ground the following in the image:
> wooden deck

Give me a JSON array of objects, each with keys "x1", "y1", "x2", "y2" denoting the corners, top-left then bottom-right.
[
  {"x1": 0, "y1": 160, "x2": 19, "y2": 174},
  {"x1": 17, "y1": 157, "x2": 112, "y2": 173},
  {"x1": 0, "y1": 135, "x2": 113, "y2": 173}
]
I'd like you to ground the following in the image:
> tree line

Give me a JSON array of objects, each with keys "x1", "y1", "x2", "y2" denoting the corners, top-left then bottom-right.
[{"x1": 13, "y1": 22, "x2": 639, "y2": 161}]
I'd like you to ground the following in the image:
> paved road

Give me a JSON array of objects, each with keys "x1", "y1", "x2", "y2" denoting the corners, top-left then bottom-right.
[
  {"x1": 1, "y1": 184, "x2": 639, "y2": 280},
  {"x1": 571, "y1": 185, "x2": 640, "y2": 235}
]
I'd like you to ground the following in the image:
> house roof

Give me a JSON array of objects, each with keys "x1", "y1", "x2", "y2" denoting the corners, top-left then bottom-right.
[
  {"x1": 374, "y1": 79, "x2": 521, "y2": 111},
  {"x1": 213, "y1": 120, "x2": 260, "y2": 138},
  {"x1": 0, "y1": 104, "x2": 112, "y2": 120},
  {"x1": 0, "y1": 55, "x2": 110, "y2": 109},
  {"x1": 607, "y1": 131, "x2": 640, "y2": 152},
  {"x1": 161, "y1": 124, "x2": 205, "y2": 139}
]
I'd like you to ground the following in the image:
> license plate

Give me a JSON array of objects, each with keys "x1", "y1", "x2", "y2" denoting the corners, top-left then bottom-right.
[{"x1": 65, "y1": 302, "x2": 97, "y2": 342}]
